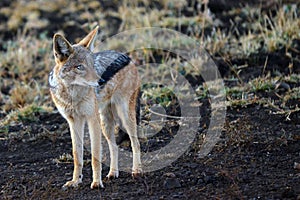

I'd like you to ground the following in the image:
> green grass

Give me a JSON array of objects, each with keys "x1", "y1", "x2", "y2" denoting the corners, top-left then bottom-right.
[{"x1": 1, "y1": 104, "x2": 52, "y2": 127}]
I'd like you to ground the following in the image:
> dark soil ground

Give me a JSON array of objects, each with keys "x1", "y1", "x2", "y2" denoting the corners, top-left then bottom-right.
[
  {"x1": 1, "y1": 0, "x2": 300, "y2": 199},
  {"x1": 0, "y1": 106, "x2": 299, "y2": 199}
]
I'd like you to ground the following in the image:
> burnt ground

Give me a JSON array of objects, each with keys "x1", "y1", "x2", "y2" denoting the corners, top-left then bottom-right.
[
  {"x1": 1, "y1": 52, "x2": 300, "y2": 199},
  {"x1": 0, "y1": 105, "x2": 299, "y2": 199}
]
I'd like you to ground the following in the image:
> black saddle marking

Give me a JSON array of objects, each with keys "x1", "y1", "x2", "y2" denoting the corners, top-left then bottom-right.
[{"x1": 94, "y1": 51, "x2": 131, "y2": 87}]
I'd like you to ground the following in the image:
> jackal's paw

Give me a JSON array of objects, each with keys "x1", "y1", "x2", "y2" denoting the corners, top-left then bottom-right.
[
  {"x1": 62, "y1": 179, "x2": 82, "y2": 189},
  {"x1": 90, "y1": 181, "x2": 104, "y2": 189},
  {"x1": 106, "y1": 169, "x2": 119, "y2": 179},
  {"x1": 132, "y1": 168, "x2": 143, "y2": 178}
]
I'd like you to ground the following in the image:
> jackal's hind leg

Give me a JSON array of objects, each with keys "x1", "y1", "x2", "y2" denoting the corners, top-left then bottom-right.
[{"x1": 116, "y1": 102, "x2": 142, "y2": 177}]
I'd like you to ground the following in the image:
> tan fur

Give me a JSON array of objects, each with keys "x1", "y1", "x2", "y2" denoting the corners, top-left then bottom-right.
[{"x1": 50, "y1": 26, "x2": 142, "y2": 189}]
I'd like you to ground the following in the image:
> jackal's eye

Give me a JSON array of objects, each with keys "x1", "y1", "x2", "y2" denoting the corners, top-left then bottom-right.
[{"x1": 75, "y1": 64, "x2": 84, "y2": 71}]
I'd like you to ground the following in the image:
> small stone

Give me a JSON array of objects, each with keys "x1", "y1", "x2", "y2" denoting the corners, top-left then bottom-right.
[
  {"x1": 163, "y1": 178, "x2": 181, "y2": 189},
  {"x1": 197, "y1": 178, "x2": 204, "y2": 184},
  {"x1": 164, "y1": 172, "x2": 176, "y2": 178},
  {"x1": 294, "y1": 162, "x2": 300, "y2": 170}
]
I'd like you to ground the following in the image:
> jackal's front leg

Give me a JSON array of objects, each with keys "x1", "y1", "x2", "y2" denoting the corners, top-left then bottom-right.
[
  {"x1": 88, "y1": 115, "x2": 104, "y2": 189},
  {"x1": 100, "y1": 110, "x2": 119, "y2": 179},
  {"x1": 63, "y1": 117, "x2": 85, "y2": 188}
]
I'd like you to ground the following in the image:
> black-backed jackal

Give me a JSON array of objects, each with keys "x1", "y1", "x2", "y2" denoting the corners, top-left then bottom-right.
[{"x1": 49, "y1": 26, "x2": 142, "y2": 189}]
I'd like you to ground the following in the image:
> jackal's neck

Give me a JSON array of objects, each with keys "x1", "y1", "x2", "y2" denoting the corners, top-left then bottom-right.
[
  {"x1": 49, "y1": 71, "x2": 93, "y2": 109},
  {"x1": 57, "y1": 84, "x2": 93, "y2": 105},
  {"x1": 51, "y1": 83, "x2": 97, "y2": 119}
]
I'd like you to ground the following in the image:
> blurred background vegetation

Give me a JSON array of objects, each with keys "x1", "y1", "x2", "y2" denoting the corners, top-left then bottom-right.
[{"x1": 0, "y1": 0, "x2": 299, "y2": 127}]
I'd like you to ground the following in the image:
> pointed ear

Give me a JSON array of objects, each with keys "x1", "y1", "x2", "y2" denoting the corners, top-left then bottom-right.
[
  {"x1": 77, "y1": 26, "x2": 99, "y2": 51},
  {"x1": 53, "y1": 34, "x2": 74, "y2": 63}
]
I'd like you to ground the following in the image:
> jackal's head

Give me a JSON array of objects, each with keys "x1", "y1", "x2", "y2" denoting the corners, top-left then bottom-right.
[{"x1": 53, "y1": 26, "x2": 100, "y2": 87}]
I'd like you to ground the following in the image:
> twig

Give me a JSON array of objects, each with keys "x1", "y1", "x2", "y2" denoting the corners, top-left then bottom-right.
[
  {"x1": 262, "y1": 55, "x2": 268, "y2": 76},
  {"x1": 148, "y1": 108, "x2": 201, "y2": 119}
]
